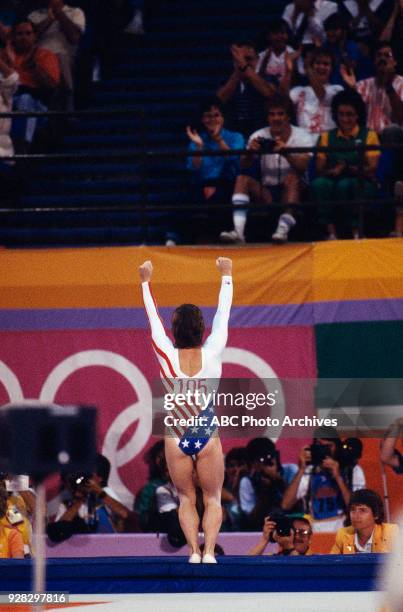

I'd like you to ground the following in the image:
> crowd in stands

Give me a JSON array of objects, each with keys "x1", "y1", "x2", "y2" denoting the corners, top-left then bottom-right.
[
  {"x1": 0, "y1": 417, "x2": 401, "y2": 558},
  {"x1": 186, "y1": 1, "x2": 403, "y2": 244}
]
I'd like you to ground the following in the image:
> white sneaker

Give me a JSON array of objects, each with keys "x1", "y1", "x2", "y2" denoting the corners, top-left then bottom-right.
[
  {"x1": 202, "y1": 553, "x2": 217, "y2": 564},
  {"x1": 219, "y1": 229, "x2": 245, "y2": 244},
  {"x1": 188, "y1": 552, "x2": 202, "y2": 564},
  {"x1": 271, "y1": 213, "x2": 296, "y2": 243}
]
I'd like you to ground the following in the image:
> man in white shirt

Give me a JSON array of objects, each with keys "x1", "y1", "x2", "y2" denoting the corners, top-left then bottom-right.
[
  {"x1": 220, "y1": 93, "x2": 314, "y2": 244},
  {"x1": 29, "y1": 0, "x2": 85, "y2": 104}
]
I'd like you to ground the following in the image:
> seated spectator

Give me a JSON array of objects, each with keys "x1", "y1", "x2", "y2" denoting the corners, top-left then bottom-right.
[
  {"x1": 380, "y1": 417, "x2": 403, "y2": 474},
  {"x1": 0, "y1": 485, "x2": 24, "y2": 559},
  {"x1": 341, "y1": 43, "x2": 403, "y2": 133},
  {"x1": 282, "y1": 0, "x2": 338, "y2": 47},
  {"x1": 323, "y1": 14, "x2": 372, "y2": 84},
  {"x1": 219, "y1": 94, "x2": 314, "y2": 244},
  {"x1": 340, "y1": 0, "x2": 394, "y2": 47},
  {"x1": 217, "y1": 41, "x2": 276, "y2": 137},
  {"x1": 249, "y1": 514, "x2": 313, "y2": 555},
  {"x1": 49, "y1": 454, "x2": 129, "y2": 540},
  {"x1": 0, "y1": 20, "x2": 60, "y2": 149},
  {"x1": 221, "y1": 446, "x2": 249, "y2": 531},
  {"x1": 282, "y1": 426, "x2": 366, "y2": 532},
  {"x1": 256, "y1": 19, "x2": 297, "y2": 86},
  {"x1": 237, "y1": 437, "x2": 298, "y2": 530},
  {"x1": 28, "y1": 0, "x2": 86, "y2": 109},
  {"x1": 311, "y1": 89, "x2": 380, "y2": 239},
  {"x1": 0, "y1": 56, "x2": 19, "y2": 154},
  {"x1": 287, "y1": 48, "x2": 344, "y2": 135},
  {"x1": 184, "y1": 97, "x2": 244, "y2": 243},
  {"x1": 330, "y1": 488, "x2": 399, "y2": 553},
  {"x1": 134, "y1": 440, "x2": 169, "y2": 532}
]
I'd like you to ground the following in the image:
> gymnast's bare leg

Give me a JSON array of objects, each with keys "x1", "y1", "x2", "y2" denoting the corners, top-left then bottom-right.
[
  {"x1": 165, "y1": 436, "x2": 201, "y2": 558},
  {"x1": 195, "y1": 436, "x2": 225, "y2": 559}
]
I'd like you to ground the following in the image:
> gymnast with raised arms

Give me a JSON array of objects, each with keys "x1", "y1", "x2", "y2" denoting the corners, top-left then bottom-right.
[{"x1": 139, "y1": 257, "x2": 233, "y2": 563}]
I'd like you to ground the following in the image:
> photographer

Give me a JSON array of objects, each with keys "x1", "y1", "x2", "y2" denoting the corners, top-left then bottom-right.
[
  {"x1": 239, "y1": 437, "x2": 297, "y2": 531},
  {"x1": 381, "y1": 417, "x2": 403, "y2": 474},
  {"x1": 50, "y1": 454, "x2": 129, "y2": 540},
  {"x1": 248, "y1": 514, "x2": 299, "y2": 556},
  {"x1": 281, "y1": 427, "x2": 366, "y2": 532}
]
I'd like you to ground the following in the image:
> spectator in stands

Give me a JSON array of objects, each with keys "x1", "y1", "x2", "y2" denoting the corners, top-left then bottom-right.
[
  {"x1": 282, "y1": 0, "x2": 338, "y2": 47},
  {"x1": 28, "y1": 0, "x2": 86, "y2": 109},
  {"x1": 51, "y1": 454, "x2": 129, "y2": 538},
  {"x1": 380, "y1": 417, "x2": 403, "y2": 474},
  {"x1": 340, "y1": 0, "x2": 394, "y2": 47},
  {"x1": 237, "y1": 437, "x2": 298, "y2": 530},
  {"x1": 323, "y1": 14, "x2": 371, "y2": 85},
  {"x1": 330, "y1": 488, "x2": 399, "y2": 553},
  {"x1": 0, "y1": 53, "x2": 19, "y2": 181},
  {"x1": 219, "y1": 94, "x2": 313, "y2": 244},
  {"x1": 286, "y1": 48, "x2": 344, "y2": 135},
  {"x1": 221, "y1": 446, "x2": 249, "y2": 531},
  {"x1": 256, "y1": 19, "x2": 297, "y2": 86},
  {"x1": 311, "y1": 89, "x2": 380, "y2": 239},
  {"x1": 0, "y1": 485, "x2": 24, "y2": 558},
  {"x1": 134, "y1": 440, "x2": 169, "y2": 532},
  {"x1": 281, "y1": 427, "x2": 366, "y2": 532},
  {"x1": 380, "y1": 0, "x2": 403, "y2": 75},
  {"x1": 185, "y1": 97, "x2": 244, "y2": 243},
  {"x1": 217, "y1": 41, "x2": 276, "y2": 137},
  {"x1": 0, "y1": 19, "x2": 60, "y2": 150},
  {"x1": 341, "y1": 42, "x2": 403, "y2": 134}
]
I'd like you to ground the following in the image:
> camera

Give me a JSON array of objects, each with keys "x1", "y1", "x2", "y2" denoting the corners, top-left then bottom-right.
[
  {"x1": 340, "y1": 438, "x2": 362, "y2": 467},
  {"x1": 67, "y1": 472, "x2": 91, "y2": 493},
  {"x1": 267, "y1": 513, "x2": 294, "y2": 542},
  {"x1": 309, "y1": 443, "x2": 332, "y2": 467},
  {"x1": 258, "y1": 137, "x2": 276, "y2": 153}
]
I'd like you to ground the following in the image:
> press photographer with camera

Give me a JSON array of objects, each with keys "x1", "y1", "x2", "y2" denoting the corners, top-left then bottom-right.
[
  {"x1": 48, "y1": 454, "x2": 129, "y2": 542},
  {"x1": 239, "y1": 437, "x2": 298, "y2": 530},
  {"x1": 248, "y1": 513, "x2": 301, "y2": 556},
  {"x1": 281, "y1": 427, "x2": 366, "y2": 532}
]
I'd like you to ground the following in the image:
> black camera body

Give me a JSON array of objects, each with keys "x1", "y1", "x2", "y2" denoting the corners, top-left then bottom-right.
[
  {"x1": 258, "y1": 137, "x2": 276, "y2": 153},
  {"x1": 267, "y1": 512, "x2": 294, "y2": 542},
  {"x1": 309, "y1": 443, "x2": 332, "y2": 467},
  {"x1": 68, "y1": 472, "x2": 92, "y2": 493}
]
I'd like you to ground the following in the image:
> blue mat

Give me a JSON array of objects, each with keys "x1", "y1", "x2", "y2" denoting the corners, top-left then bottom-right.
[{"x1": 0, "y1": 555, "x2": 382, "y2": 594}]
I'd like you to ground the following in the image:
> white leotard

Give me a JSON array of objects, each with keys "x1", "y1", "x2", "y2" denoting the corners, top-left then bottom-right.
[{"x1": 141, "y1": 275, "x2": 233, "y2": 380}]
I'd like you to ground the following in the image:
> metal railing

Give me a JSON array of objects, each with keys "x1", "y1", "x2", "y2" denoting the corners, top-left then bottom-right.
[{"x1": 0, "y1": 109, "x2": 401, "y2": 242}]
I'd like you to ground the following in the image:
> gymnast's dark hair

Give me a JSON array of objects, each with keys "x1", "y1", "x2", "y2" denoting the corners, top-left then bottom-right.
[{"x1": 172, "y1": 304, "x2": 205, "y2": 348}]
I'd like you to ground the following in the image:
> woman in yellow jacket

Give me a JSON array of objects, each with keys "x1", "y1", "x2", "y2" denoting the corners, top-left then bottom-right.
[{"x1": 331, "y1": 488, "x2": 398, "y2": 554}]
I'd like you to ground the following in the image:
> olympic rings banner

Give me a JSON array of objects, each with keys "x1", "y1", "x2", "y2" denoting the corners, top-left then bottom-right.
[{"x1": 0, "y1": 242, "x2": 402, "y2": 509}]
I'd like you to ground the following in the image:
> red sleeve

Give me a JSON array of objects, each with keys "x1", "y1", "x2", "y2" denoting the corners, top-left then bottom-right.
[{"x1": 36, "y1": 48, "x2": 61, "y2": 86}]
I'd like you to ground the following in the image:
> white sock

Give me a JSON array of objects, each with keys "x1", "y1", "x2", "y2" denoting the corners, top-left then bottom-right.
[{"x1": 232, "y1": 193, "x2": 249, "y2": 239}]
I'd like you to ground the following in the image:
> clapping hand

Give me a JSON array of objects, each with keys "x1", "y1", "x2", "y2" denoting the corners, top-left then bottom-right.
[{"x1": 186, "y1": 126, "x2": 204, "y2": 147}]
